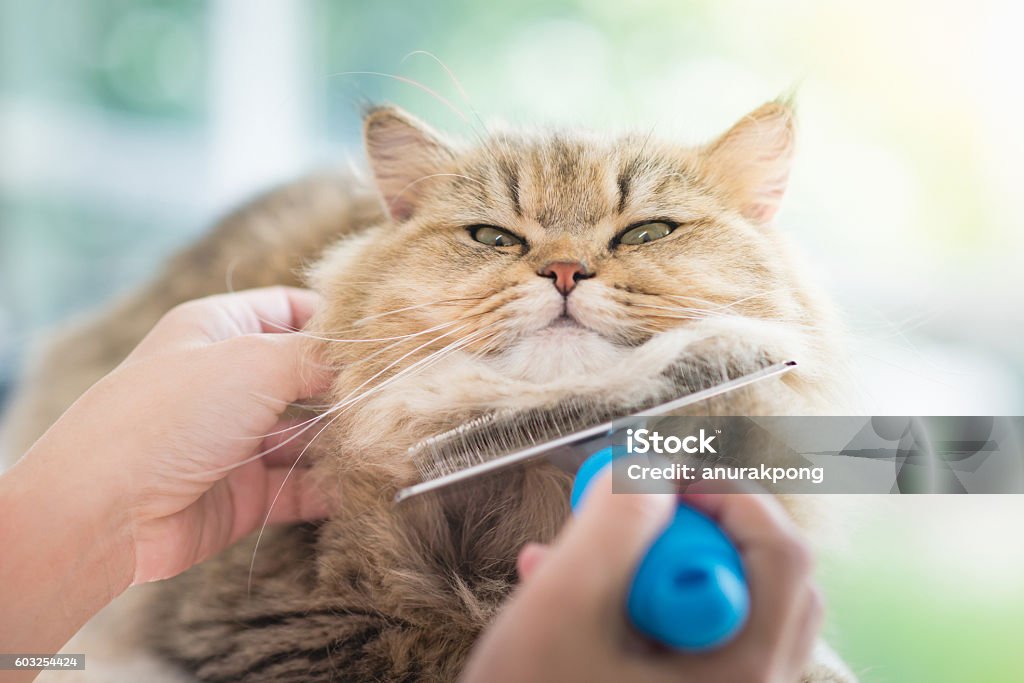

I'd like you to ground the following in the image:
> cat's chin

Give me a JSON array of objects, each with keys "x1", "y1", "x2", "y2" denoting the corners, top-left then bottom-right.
[{"x1": 496, "y1": 325, "x2": 625, "y2": 383}]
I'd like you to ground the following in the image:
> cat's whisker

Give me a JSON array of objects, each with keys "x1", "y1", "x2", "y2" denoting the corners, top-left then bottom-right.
[
  {"x1": 247, "y1": 408, "x2": 338, "y2": 597},
  {"x1": 466, "y1": 329, "x2": 503, "y2": 358},
  {"x1": 641, "y1": 296, "x2": 824, "y2": 330},
  {"x1": 299, "y1": 325, "x2": 499, "y2": 444},
  {"x1": 353, "y1": 296, "x2": 488, "y2": 326},
  {"x1": 401, "y1": 50, "x2": 490, "y2": 142},
  {"x1": 660, "y1": 292, "x2": 722, "y2": 306},
  {"x1": 262, "y1": 315, "x2": 469, "y2": 345},
  {"x1": 649, "y1": 300, "x2": 738, "y2": 318},
  {"x1": 402, "y1": 51, "x2": 470, "y2": 109},
  {"x1": 227, "y1": 317, "x2": 492, "y2": 446},
  {"x1": 247, "y1": 327, "x2": 501, "y2": 587},
  {"x1": 247, "y1": 324, "x2": 500, "y2": 593},
  {"x1": 347, "y1": 320, "x2": 488, "y2": 371},
  {"x1": 631, "y1": 303, "x2": 717, "y2": 317},
  {"x1": 715, "y1": 286, "x2": 799, "y2": 310},
  {"x1": 233, "y1": 313, "x2": 501, "y2": 454},
  {"x1": 642, "y1": 314, "x2": 716, "y2": 324},
  {"x1": 347, "y1": 325, "x2": 504, "y2": 412},
  {"x1": 370, "y1": 330, "x2": 494, "y2": 399},
  {"x1": 246, "y1": 391, "x2": 335, "y2": 411},
  {"x1": 641, "y1": 308, "x2": 827, "y2": 331},
  {"x1": 332, "y1": 323, "x2": 502, "y2": 411},
  {"x1": 349, "y1": 287, "x2": 506, "y2": 330},
  {"x1": 661, "y1": 287, "x2": 799, "y2": 312},
  {"x1": 352, "y1": 319, "x2": 488, "y2": 365},
  {"x1": 328, "y1": 70, "x2": 470, "y2": 124},
  {"x1": 253, "y1": 296, "x2": 489, "y2": 344},
  {"x1": 210, "y1": 324, "x2": 480, "y2": 471},
  {"x1": 227, "y1": 322, "x2": 470, "y2": 447},
  {"x1": 203, "y1": 412, "x2": 331, "y2": 474},
  {"x1": 324, "y1": 324, "x2": 481, "y2": 415}
]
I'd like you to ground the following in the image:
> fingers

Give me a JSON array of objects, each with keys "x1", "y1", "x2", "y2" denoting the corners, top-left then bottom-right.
[
  {"x1": 133, "y1": 287, "x2": 323, "y2": 356},
  {"x1": 186, "y1": 286, "x2": 322, "y2": 339},
  {"x1": 126, "y1": 287, "x2": 333, "y2": 415},
  {"x1": 216, "y1": 333, "x2": 334, "y2": 405},
  {"x1": 258, "y1": 416, "x2": 322, "y2": 468},
  {"x1": 224, "y1": 463, "x2": 329, "y2": 547},
  {"x1": 739, "y1": 580, "x2": 825, "y2": 683},
  {"x1": 789, "y1": 584, "x2": 826, "y2": 676},
  {"x1": 260, "y1": 466, "x2": 330, "y2": 525},
  {"x1": 682, "y1": 480, "x2": 818, "y2": 662},
  {"x1": 270, "y1": 288, "x2": 321, "y2": 332},
  {"x1": 682, "y1": 478, "x2": 802, "y2": 551},
  {"x1": 533, "y1": 468, "x2": 675, "y2": 621}
]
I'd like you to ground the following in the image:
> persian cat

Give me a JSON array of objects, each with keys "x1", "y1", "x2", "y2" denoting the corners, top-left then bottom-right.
[{"x1": 2, "y1": 102, "x2": 856, "y2": 681}]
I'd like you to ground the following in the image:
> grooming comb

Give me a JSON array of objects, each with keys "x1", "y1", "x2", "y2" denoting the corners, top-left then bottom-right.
[
  {"x1": 395, "y1": 359, "x2": 796, "y2": 651},
  {"x1": 396, "y1": 360, "x2": 796, "y2": 504}
]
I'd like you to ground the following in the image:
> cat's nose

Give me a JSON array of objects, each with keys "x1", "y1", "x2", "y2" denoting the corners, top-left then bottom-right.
[{"x1": 538, "y1": 261, "x2": 592, "y2": 295}]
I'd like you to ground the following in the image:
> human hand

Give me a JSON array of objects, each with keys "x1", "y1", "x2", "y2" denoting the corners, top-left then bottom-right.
[
  {"x1": 461, "y1": 473, "x2": 823, "y2": 683},
  {"x1": 20, "y1": 287, "x2": 332, "y2": 586}
]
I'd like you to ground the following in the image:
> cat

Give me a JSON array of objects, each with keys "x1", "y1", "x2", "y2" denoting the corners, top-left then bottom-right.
[{"x1": 1, "y1": 101, "x2": 857, "y2": 681}]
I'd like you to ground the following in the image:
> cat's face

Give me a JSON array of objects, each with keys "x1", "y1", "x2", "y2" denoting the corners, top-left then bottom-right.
[{"x1": 311, "y1": 103, "x2": 838, "y2": 420}]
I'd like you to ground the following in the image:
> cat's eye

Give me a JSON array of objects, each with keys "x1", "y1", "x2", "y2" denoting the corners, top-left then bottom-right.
[
  {"x1": 469, "y1": 225, "x2": 523, "y2": 247},
  {"x1": 617, "y1": 221, "x2": 676, "y2": 246}
]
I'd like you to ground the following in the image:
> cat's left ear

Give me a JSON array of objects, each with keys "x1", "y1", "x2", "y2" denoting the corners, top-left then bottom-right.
[
  {"x1": 363, "y1": 106, "x2": 456, "y2": 222},
  {"x1": 700, "y1": 101, "x2": 795, "y2": 224}
]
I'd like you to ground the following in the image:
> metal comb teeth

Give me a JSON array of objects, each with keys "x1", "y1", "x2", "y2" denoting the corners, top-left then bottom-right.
[
  {"x1": 399, "y1": 359, "x2": 797, "y2": 505},
  {"x1": 409, "y1": 398, "x2": 610, "y2": 484}
]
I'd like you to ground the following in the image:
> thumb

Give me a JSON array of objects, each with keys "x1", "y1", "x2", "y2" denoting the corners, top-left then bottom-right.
[{"x1": 533, "y1": 464, "x2": 676, "y2": 617}]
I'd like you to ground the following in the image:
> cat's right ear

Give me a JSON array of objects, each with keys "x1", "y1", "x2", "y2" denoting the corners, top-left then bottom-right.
[{"x1": 363, "y1": 106, "x2": 456, "y2": 222}]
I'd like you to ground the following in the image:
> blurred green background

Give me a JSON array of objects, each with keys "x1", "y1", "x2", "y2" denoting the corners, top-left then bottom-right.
[{"x1": 2, "y1": 0, "x2": 1022, "y2": 680}]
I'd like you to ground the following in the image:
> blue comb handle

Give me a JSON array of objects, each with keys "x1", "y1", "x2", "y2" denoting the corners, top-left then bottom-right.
[{"x1": 570, "y1": 447, "x2": 749, "y2": 651}]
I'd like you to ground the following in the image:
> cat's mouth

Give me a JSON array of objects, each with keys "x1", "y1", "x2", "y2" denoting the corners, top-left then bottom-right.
[
  {"x1": 545, "y1": 314, "x2": 583, "y2": 330},
  {"x1": 531, "y1": 310, "x2": 633, "y2": 346},
  {"x1": 536, "y1": 313, "x2": 600, "y2": 337}
]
